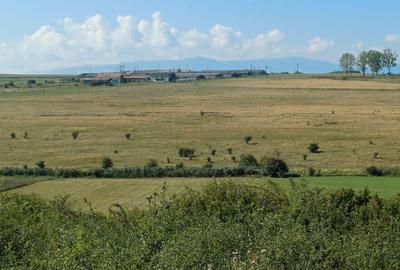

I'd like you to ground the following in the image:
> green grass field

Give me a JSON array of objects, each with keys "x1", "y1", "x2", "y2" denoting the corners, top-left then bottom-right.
[
  {"x1": 1, "y1": 76, "x2": 400, "y2": 172},
  {"x1": 6, "y1": 176, "x2": 400, "y2": 212}
]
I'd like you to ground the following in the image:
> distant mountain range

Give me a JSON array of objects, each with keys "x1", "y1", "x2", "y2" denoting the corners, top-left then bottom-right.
[{"x1": 49, "y1": 57, "x2": 341, "y2": 75}]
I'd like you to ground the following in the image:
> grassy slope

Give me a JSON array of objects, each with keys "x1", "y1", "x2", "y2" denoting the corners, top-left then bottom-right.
[
  {"x1": 7, "y1": 176, "x2": 400, "y2": 213},
  {"x1": 1, "y1": 76, "x2": 400, "y2": 171}
]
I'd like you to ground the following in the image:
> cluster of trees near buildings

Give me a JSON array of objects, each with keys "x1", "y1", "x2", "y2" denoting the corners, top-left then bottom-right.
[{"x1": 339, "y1": 49, "x2": 397, "y2": 75}]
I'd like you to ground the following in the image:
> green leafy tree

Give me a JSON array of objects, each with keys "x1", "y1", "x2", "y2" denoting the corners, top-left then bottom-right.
[
  {"x1": 367, "y1": 50, "x2": 383, "y2": 75},
  {"x1": 239, "y1": 154, "x2": 258, "y2": 167},
  {"x1": 260, "y1": 157, "x2": 289, "y2": 177},
  {"x1": 382, "y1": 49, "x2": 397, "y2": 75},
  {"x1": 339, "y1": 53, "x2": 356, "y2": 74},
  {"x1": 356, "y1": 51, "x2": 368, "y2": 76},
  {"x1": 101, "y1": 157, "x2": 113, "y2": 169}
]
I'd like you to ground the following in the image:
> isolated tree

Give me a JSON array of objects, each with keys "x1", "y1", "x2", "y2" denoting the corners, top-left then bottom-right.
[
  {"x1": 168, "y1": 73, "x2": 177, "y2": 82},
  {"x1": 382, "y1": 49, "x2": 397, "y2": 75},
  {"x1": 356, "y1": 51, "x2": 368, "y2": 76},
  {"x1": 339, "y1": 53, "x2": 356, "y2": 74},
  {"x1": 367, "y1": 50, "x2": 383, "y2": 75},
  {"x1": 101, "y1": 157, "x2": 113, "y2": 169}
]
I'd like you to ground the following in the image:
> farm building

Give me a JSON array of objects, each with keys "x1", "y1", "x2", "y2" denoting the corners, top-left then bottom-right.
[
  {"x1": 124, "y1": 74, "x2": 151, "y2": 83},
  {"x1": 81, "y1": 72, "x2": 124, "y2": 86}
]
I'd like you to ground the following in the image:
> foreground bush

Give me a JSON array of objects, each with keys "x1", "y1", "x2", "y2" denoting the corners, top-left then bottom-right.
[{"x1": 1, "y1": 182, "x2": 400, "y2": 269}]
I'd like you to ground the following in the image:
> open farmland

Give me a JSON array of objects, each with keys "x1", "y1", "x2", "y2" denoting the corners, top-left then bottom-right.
[
  {"x1": 1, "y1": 76, "x2": 400, "y2": 172},
  {"x1": 6, "y1": 176, "x2": 400, "y2": 213}
]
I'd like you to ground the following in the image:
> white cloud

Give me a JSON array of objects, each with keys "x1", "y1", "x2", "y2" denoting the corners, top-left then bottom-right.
[
  {"x1": 0, "y1": 11, "x2": 287, "y2": 73},
  {"x1": 385, "y1": 34, "x2": 400, "y2": 42},
  {"x1": 308, "y1": 36, "x2": 334, "y2": 54}
]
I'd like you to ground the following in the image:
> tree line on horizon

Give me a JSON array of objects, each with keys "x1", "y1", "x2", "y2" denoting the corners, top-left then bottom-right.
[{"x1": 339, "y1": 49, "x2": 397, "y2": 76}]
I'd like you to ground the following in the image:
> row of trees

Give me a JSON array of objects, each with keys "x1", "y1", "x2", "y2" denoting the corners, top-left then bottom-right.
[{"x1": 339, "y1": 49, "x2": 397, "y2": 75}]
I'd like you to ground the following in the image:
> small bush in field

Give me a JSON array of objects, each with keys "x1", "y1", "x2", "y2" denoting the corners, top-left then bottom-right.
[
  {"x1": 239, "y1": 154, "x2": 258, "y2": 167},
  {"x1": 10, "y1": 132, "x2": 16, "y2": 139},
  {"x1": 231, "y1": 156, "x2": 237, "y2": 162},
  {"x1": 308, "y1": 143, "x2": 320, "y2": 153},
  {"x1": 260, "y1": 157, "x2": 289, "y2": 177},
  {"x1": 227, "y1": 148, "x2": 233, "y2": 155},
  {"x1": 167, "y1": 157, "x2": 171, "y2": 163},
  {"x1": 207, "y1": 157, "x2": 212, "y2": 163},
  {"x1": 244, "y1": 135, "x2": 253, "y2": 144},
  {"x1": 303, "y1": 154, "x2": 308, "y2": 161},
  {"x1": 374, "y1": 152, "x2": 379, "y2": 159},
  {"x1": 72, "y1": 131, "x2": 79, "y2": 140},
  {"x1": 125, "y1": 133, "x2": 131, "y2": 140},
  {"x1": 200, "y1": 111, "x2": 205, "y2": 116},
  {"x1": 23, "y1": 132, "x2": 28, "y2": 139},
  {"x1": 308, "y1": 167, "x2": 316, "y2": 176},
  {"x1": 366, "y1": 166, "x2": 383, "y2": 176},
  {"x1": 35, "y1": 160, "x2": 45, "y2": 169},
  {"x1": 145, "y1": 159, "x2": 159, "y2": 168},
  {"x1": 101, "y1": 157, "x2": 113, "y2": 169},
  {"x1": 210, "y1": 149, "x2": 216, "y2": 156},
  {"x1": 176, "y1": 162, "x2": 184, "y2": 169},
  {"x1": 178, "y1": 148, "x2": 195, "y2": 159}
]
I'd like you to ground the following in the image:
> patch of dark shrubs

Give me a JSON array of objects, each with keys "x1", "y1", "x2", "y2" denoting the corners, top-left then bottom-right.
[
  {"x1": 365, "y1": 166, "x2": 383, "y2": 176},
  {"x1": 178, "y1": 147, "x2": 195, "y2": 159}
]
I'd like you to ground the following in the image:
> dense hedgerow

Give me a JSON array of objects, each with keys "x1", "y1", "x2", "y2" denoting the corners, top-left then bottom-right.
[
  {"x1": 1, "y1": 181, "x2": 400, "y2": 269},
  {"x1": 0, "y1": 160, "x2": 295, "y2": 179}
]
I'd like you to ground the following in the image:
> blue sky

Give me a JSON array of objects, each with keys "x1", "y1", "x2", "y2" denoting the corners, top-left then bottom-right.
[{"x1": 0, "y1": 0, "x2": 399, "y2": 72}]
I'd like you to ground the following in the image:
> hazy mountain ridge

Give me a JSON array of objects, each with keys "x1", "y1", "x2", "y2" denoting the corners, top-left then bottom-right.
[{"x1": 48, "y1": 57, "x2": 340, "y2": 74}]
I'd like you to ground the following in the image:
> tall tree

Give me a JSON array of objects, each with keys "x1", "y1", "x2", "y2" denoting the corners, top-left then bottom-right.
[
  {"x1": 356, "y1": 51, "x2": 368, "y2": 76},
  {"x1": 367, "y1": 50, "x2": 383, "y2": 75},
  {"x1": 339, "y1": 53, "x2": 356, "y2": 75},
  {"x1": 382, "y1": 49, "x2": 397, "y2": 75}
]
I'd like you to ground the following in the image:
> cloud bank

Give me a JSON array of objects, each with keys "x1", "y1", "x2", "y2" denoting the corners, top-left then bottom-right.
[{"x1": 0, "y1": 12, "x2": 289, "y2": 73}]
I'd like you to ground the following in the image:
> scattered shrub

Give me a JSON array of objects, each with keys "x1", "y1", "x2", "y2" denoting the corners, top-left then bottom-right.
[
  {"x1": 308, "y1": 143, "x2": 320, "y2": 153},
  {"x1": 10, "y1": 132, "x2": 16, "y2": 139},
  {"x1": 244, "y1": 135, "x2": 253, "y2": 144},
  {"x1": 231, "y1": 156, "x2": 237, "y2": 162},
  {"x1": 175, "y1": 162, "x2": 184, "y2": 169},
  {"x1": 200, "y1": 111, "x2": 205, "y2": 116},
  {"x1": 178, "y1": 147, "x2": 195, "y2": 159},
  {"x1": 239, "y1": 154, "x2": 258, "y2": 167},
  {"x1": 227, "y1": 148, "x2": 233, "y2": 155},
  {"x1": 125, "y1": 133, "x2": 131, "y2": 140},
  {"x1": 207, "y1": 157, "x2": 212, "y2": 163},
  {"x1": 27, "y1": 80, "x2": 36, "y2": 87},
  {"x1": 101, "y1": 157, "x2": 113, "y2": 169},
  {"x1": 72, "y1": 131, "x2": 79, "y2": 140},
  {"x1": 260, "y1": 157, "x2": 289, "y2": 177},
  {"x1": 145, "y1": 159, "x2": 159, "y2": 169},
  {"x1": 210, "y1": 149, "x2": 216, "y2": 156},
  {"x1": 302, "y1": 154, "x2": 308, "y2": 161},
  {"x1": 374, "y1": 152, "x2": 379, "y2": 159},
  {"x1": 196, "y1": 74, "x2": 206, "y2": 80},
  {"x1": 35, "y1": 160, "x2": 45, "y2": 169},
  {"x1": 366, "y1": 166, "x2": 383, "y2": 176},
  {"x1": 23, "y1": 132, "x2": 28, "y2": 139}
]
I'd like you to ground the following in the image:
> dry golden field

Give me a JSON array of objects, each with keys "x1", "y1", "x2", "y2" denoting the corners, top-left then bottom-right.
[{"x1": 1, "y1": 76, "x2": 400, "y2": 171}]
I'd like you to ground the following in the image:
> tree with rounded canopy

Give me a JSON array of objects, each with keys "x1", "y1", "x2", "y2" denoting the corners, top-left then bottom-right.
[
  {"x1": 367, "y1": 50, "x2": 383, "y2": 75},
  {"x1": 356, "y1": 51, "x2": 368, "y2": 76},
  {"x1": 382, "y1": 49, "x2": 397, "y2": 75},
  {"x1": 339, "y1": 53, "x2": 356, "y2": 74}
]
